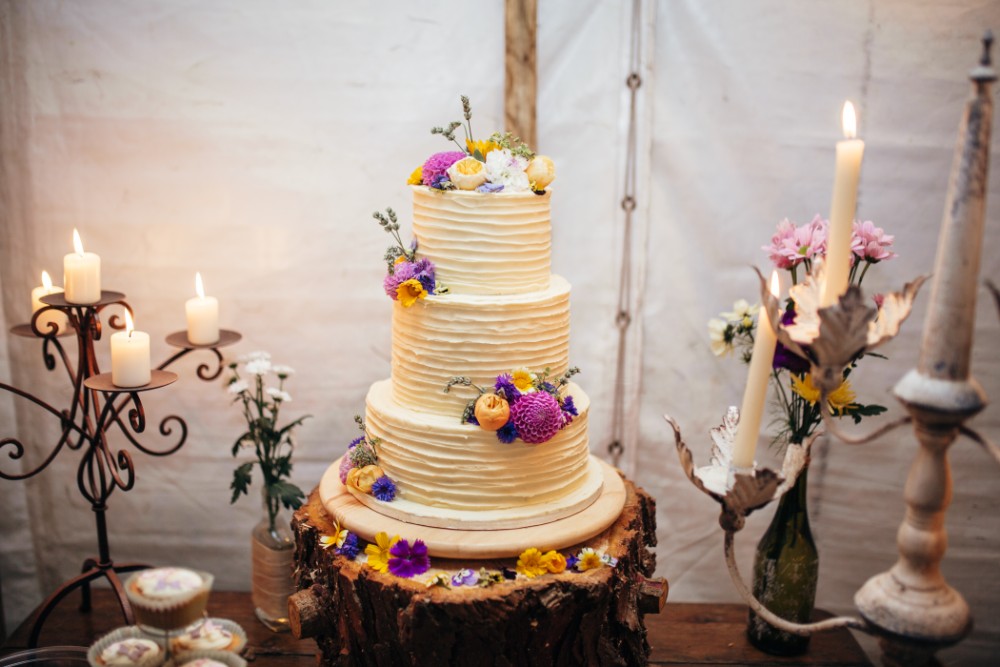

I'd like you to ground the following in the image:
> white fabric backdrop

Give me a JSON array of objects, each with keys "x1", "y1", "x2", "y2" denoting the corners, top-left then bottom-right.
[{"x1": 1, "y1": 1, "x2": 998, "y2": 662}]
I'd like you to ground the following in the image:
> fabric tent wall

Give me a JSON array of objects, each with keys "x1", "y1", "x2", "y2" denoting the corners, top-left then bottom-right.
[{"x1": 0, "y1": 1, "x2": 997, "y2": 662}]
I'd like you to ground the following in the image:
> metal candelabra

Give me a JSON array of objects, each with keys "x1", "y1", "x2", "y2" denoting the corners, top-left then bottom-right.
[
  {"x1": 0, "y1": 289, "x2": 240, "y2": 646},
  {"x1": 668, "y1": 33, "x2": 997, "y2": 667}
]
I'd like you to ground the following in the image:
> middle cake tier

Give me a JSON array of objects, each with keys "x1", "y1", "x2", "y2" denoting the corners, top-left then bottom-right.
[{"x1": 391, "y1": 274, "x2": 571, "y2": 415}]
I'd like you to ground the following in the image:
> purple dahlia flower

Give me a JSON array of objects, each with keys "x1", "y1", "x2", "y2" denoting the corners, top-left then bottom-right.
[
  {"x1": 388, "y1": 539, "x2": 431, "y2": 578},
  {"x1": 422, "y1": 151, "x2": 466, "y2": 187},
  {"x1": 509, "y1": 391, "x2": 563, "y2": 444}
]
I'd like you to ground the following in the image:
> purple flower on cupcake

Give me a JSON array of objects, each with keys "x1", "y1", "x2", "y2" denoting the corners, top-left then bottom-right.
[
  {"x1": 388, "y1": 539, "x2": 431, "y2": 578},
  {"x1": 422, "y1": 151, "x2": 467, "y2": 188}
]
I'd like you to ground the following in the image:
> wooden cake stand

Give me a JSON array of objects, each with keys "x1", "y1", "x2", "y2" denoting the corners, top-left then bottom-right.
[{"x1": 290, "y1": 470, "x2": 666, "y2": 667}]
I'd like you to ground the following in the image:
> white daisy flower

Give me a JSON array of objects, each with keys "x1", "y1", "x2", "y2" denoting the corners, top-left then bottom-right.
[{"x1": 267, "y1": 387, "x2": 292, "y2": 402}]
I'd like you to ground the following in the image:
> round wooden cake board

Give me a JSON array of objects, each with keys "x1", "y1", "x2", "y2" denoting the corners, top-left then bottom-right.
[{"x1": 320, "y1": 455, "x2": 627, "y2": 559}]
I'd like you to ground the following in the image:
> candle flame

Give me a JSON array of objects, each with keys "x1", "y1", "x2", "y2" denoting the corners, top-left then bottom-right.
[
  {"x1": 842, "y1": 101, "x2": 857, "y2": 139},
  {"x1": 41, "y1": 270, "x2": 53, "y2": 290},
  {"x1": 73, "y1": 228, "x2": 85, "y2": 255},
  {"x1": 769, "y1": 270, "x2": 781, "y2": 298},
  {"x1": 124, "y1": 310, "x2": 134, "y2": 335},
  {"x1": 195, "y1": 272, "x2": 205, "y2": 299}
]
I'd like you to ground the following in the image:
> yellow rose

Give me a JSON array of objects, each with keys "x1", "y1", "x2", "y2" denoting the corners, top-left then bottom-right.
[
  {"x1": 446, "y1": 156, "x2": 488, "y2": 191},
  {"x1": 396, "y1": 279, "x2": 428, "y2": 307},
  {"x1": 542, "y1": 550, "x2": 567, "y2": 574},
  {"x1": 474, "y1": 393, "x2": 510, "y2": 432},
  {"x1": 526, "y1": 155, "x2": 556, "y2": 191},
  {"x1": 348, "y1": 464, "x2": 384, "y2": 493}
]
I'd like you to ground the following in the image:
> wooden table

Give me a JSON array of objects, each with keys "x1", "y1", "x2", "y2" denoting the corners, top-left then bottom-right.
[{"x1": 1, "y1": 590, "x2": 871, "y2": 666}]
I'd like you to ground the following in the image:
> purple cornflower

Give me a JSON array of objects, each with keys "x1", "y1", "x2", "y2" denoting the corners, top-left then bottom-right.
[
  {"x1": 388, "y1": 539, "x2": 431, "y2": 578},
  {"x1": 562, "y1": 395, "x2": 578, "y2": 417},
  {"x1": 494, "y1": 374, "x2": 522, "y2": 404},
  {"x1": 565, "y1": 554, "x2": 580, "y2": 571},
  {"x1": 496, "y1": 421, "x2": 519, "y2": 444},
  {"x1": 336, "y1": 533, "x2": 360, "y2": 560},
  {"x1": 371, "y1": 475, "x2": 397, "y2": 502}
]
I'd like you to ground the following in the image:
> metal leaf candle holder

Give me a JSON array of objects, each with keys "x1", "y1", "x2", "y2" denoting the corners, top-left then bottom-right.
[
  {"x1": 669, "y1": 33, "x2": 997, "y2": 667},
  {"x1": 0, "y1": 290, "x2": 241, "y2": 646}
]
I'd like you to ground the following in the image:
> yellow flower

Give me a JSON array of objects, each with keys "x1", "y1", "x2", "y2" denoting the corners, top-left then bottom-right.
[
  {"x1": 511, "y1": 368, "x2": 535, "y2": 392},
  {"x1": 526, "y1": 155, "x2": 556, "y2": 191},
  {"x1": 347, "y1": 464, "x2": 384, "y2": 493},
  {"x1": 407, "y1": 165, "x2": 423, "y2": 185},
  {"x1": 541, "y1": 550, "x2": 567, "y2": 574},
  {"x1": 319, "y1": 520, "x2": 349, "y2": 550},
  {"x1": 791, "y1": 374, "x2": 856, "y2": 415},
  {"x1": 394, "y1": 255, "x2": 407, "y2": 265},
  {"x1": 466, "y1": 139, "x2": 500, "y2": 159},
  {"x1": 447, "y1": 156, "x2": 488, "y2": 190},
  {"x1": 516, "y1": 548, "x2": 548, "y2": 578},
  {"x1": 576, "y1": 548, "x2": 604, "y2": 572},
  {"x1": 396, "y1": 279, "x2": 428, "y2": 308},
  {"x1": 365, "y1": 531, "x2": 400, "y2": 573},
  {"x1": 474, "y1": 393, "x2": 510, "y2": 431}
]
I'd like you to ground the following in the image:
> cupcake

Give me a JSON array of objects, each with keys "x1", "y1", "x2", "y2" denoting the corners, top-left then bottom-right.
[
  {"x1": 171, "y1": 650, "x2": 246, "y2": 667},
  {"x1": 170, "y1": 618, "x2": 246, "y2": 653},
  {"x1": 124, "y1": 567, "x2": 214, "y2": 630},
  {"x1": 87, "y1": 626, "x2": 164, "y2": 667}
]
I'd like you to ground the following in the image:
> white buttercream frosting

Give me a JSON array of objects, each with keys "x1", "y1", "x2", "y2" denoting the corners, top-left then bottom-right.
[
  {"x1": 391, "y1": 275, "x2": 571, "y2": 414},
  {"x1": 172, "y1": 618, "x2": 234, "y2": 650},
  {"x1": 366, "y1": 380, "x2": 590, "y2": 510},
  {"x1": 99, "y1": 638, "x2": 161, "y2": 666},
  {"x1": 411, "y1": 186, "x2": 551, "y2": 295},
  {"x1": 133, "y1": 567, "x2": 203, "y2": 599}
]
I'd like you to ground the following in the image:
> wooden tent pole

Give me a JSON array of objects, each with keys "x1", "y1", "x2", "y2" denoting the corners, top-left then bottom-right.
[{"x1": 504, "y1": 0, "x2": 537, "y2": 148}]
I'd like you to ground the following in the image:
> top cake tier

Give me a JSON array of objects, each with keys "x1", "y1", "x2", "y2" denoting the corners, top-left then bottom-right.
[{"x1": 411, "y1": 186, "x2": 552, "y2": 296}]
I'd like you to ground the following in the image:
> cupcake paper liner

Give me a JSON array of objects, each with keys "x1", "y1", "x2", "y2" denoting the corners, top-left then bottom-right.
[
  {"x1": 124, "y1": 569, "x2": 215, "y2": 631},
  {"x1": 87, "y1": 625, "x2": 166, "y2": 667},
  {"x1": 169, "y1": 649, "x2": 247, "y2": 667},
  {"x1": 169, "y1": 618, "x2": 247, "y2": 654}
]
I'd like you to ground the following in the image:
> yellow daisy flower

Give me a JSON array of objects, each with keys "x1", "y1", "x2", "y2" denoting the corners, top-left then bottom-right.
[
  {"x1": 516, "y1": 547, "x2": 548, "y2": 578},
  {"x1": 396, "y1": 279, "x2": 428, "y2": 308},
  {"x1": 407, "y1": 165, "x2": 423, "y2": 185},
  {"x1": 791, "y1": 374, "x2": 856, "y2": 414},
  {"x1": 511, "y1": 368, "x2": 535, "y2": 392},
  {"x1": 466, "y1": 139, "x2": 500, "y2": 159},
  {"x1": 365, "y1": 531, "x2": 400, "y2": 573},
  {"x1": 576, "y1": 548, "x2": 604, "y2": 572},
  {"x1": 541, "y1": 550, "x2": 567, "y2": 574}
]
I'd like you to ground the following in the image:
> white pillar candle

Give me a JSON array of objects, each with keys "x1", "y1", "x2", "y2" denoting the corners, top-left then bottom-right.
[
  {"x1": 732, "y1": 271, "x2": 781, "y2": 470},
  {"x1": 31, "y1": 270, "x2": 69, "y2": 334},
  {"x1": 64, "y1": 229, "x2": 101, "y2": 304},
  {"x1": 111, "y1": 311, "x2": 151, "y2": 387},
  {"x1": 185, "y1": 272, "x2": 220, "y2": 345},
  {"x1": 821, "y1": 101, "x2": 865, "y2": 307}
]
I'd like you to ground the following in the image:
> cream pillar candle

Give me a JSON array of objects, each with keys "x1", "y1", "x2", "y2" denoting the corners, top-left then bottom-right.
[
  {"x1": 732, "y1": 271, "x2": 781, "y2": 470},
  {"x1": 821, "y1": 101, "x2": 865, "y2": 307},
  {"x1": 111, "y1": 311, "x2": 151, "y2": 387},
  {"x1": 185, "y1": 272, "x2": 220, "y2": 345},
  {"x1": 64, "y1": 229, "x2": 101, "y2": 304},
  {"x1": 31, "y1": 270, "x2": 69, "y2": 334}
]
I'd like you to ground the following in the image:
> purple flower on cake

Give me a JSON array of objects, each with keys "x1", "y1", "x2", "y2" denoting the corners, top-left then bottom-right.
[
  {"x1": 422, "y1": 151, "x2": 467, "y2": 188},
  {"x1": 476, "y1": 182, "x2": 505, "y2": 194},
  {"x1": 383, "y1": 261, "x2": 416, "y2": 300},
  {"x1": 451, "y1": 568, "x2": 479, "y2": 587},
  {"x1": 388, "y1": 539, "x2": 431, "y2": 578},
  {"x1": 851, "y1": 220, "x2": 896, "y2": 263},
  {"x1": 509, "y1": 391, "x2": 563, "y2": 444},
  {"x1": 763, "y1": 215, "x2": 828, "y2": 270},
  {"x1": 494, "y1": 374, "x2": 522, "y2": 404},
  {"x1": 336, "y1": 533, "x2": 360, "y2": 560},
  {"x1": 484, "y1": 148, "x2": 530, "y2": 192},
  {"x1": 371, "y1": 475, "x2": 397, "y2": 502},
  {"x1": 496, "y1": 421, "x2": 519, "y2": 444}
]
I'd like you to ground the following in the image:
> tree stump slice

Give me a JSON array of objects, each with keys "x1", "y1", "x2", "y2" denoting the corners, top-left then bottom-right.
[{"x1": 291, "y1": 472, "x2": 661, "y2": 667}]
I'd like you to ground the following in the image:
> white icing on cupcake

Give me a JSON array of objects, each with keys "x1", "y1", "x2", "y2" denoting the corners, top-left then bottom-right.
[
  {"x1": 178, "y1": 659, "x2": 229, "y2": 667},
  {"x1": 173, "y1": 618, "x2": 234, "y2": 650},
  {"x1": 99, "y1": 638, "x2": 161, "y2": 665},
  {"x1": 133, "y1": 567, "x2": 203, "y2": 599}
]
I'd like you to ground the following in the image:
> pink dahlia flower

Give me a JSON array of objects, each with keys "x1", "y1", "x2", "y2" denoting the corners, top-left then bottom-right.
[
  {"x1": 509, "y1": 391, "x2": 564, "y2": 444},
  {"x1": 383, "y1": 261, "x2": 416, "y2": 300},
  {"x1": 851, "y1": 220, "x2": 896, "y2": 263},
  {"x1": 762, "y1": 215, "x2": 828, "y2": 270},
  {"x1": 422, "y1": 151, "x2": 467, "y2": 187}
]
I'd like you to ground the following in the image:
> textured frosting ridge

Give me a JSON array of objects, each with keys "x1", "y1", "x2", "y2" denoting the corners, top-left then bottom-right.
[
  {"x1": 391, "y1": 275, "x2": 571, "y2": 414},
  {"x1": 411, "y1": 186, "x2": 551, "y2": 295},
  {"x1": 366, "y1": 379, "x2": 590, "y2": 510}
]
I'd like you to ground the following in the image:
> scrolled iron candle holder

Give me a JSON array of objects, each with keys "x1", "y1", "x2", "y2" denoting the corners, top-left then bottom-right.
[{"x1": 0, "y1": 290, "x2": 241, "y2": 646}]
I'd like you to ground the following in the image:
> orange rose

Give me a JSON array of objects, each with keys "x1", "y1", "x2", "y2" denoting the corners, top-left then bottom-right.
[
  {"x1": 474, "y1": 393, "x2": 510, "y2": 431},
  {"x1": 348, "y1": 464, "x2": 384, "y2": 493}
]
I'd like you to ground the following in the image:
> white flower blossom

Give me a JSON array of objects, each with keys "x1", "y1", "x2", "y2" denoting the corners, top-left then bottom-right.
[
  {"x1": 484, "y1": 148, "x2": 530, "y2": 192},
  {"x1": 238, "y1": 350, "x2": 271, "y2": 363},
  {"x1": 267, "y1": 387, "x2": 292, "y2": 402},
  {"x1": 245, "y1": 358, "x2": 272, "y2": 376},
  {"x1": 272, "y1": 364, "x2": 295, "y2": 378},
  {"x1": 227, "y1": 379, "x2": 249, "y2": 394},
  {"x1": 722, "y1": 300, "x2": 759, "y2": 329},
  {"x1": 708, "y1": 318, "x2": 732, "y2": 357}
]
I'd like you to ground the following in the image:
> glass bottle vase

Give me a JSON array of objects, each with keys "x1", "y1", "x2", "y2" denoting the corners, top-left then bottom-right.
[
  {"x1": 747, "y1": 465, "x2": 819, "y2": 655},
  {"x1": 251, "y1": 492, "x2": 295, "y2": 632}
]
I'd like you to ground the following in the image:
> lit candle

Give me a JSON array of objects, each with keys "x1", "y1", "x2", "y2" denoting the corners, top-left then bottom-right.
[
  {"x1": 31, "y1": 270, "x2": 69, "y2": 334},
  {"x1": 732, "y1": 271, "x2": 781, "y2": 469},
  {"x1": 821, "y1": 101, "x2": 865, "y2": 307},
  {"x1": 63, "y1": 229, "x2": 101, "y2": 304},
  {"x1": 111, "y1": 311, "x2": 151, "y2": 388},
  {"x1": 185, "y1": 272, "x2": 220, "y2": 345}
]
